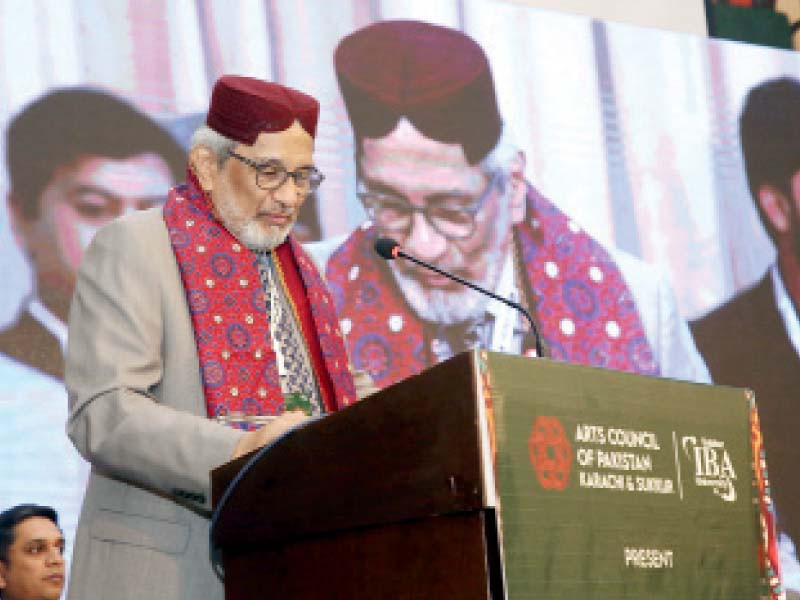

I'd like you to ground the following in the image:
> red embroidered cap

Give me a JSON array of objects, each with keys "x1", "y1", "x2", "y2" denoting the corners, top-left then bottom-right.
[
  {"x1": 334, "y1": 20, "x2": 502, "y2": 164},
  {"x1": 206, "y1": 75, "x2": 319, "y2": 143}
]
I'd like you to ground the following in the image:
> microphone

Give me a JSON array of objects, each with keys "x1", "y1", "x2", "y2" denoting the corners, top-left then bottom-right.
[
  {"x1": 373, "y1": 237, "x2": 545, "y2": 358},
  {"x1": 374, "y1": 237, "x2": 401, "y2": 260}
]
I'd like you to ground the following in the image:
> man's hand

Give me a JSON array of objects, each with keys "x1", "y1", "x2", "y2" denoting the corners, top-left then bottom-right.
[{"x1": 230, "y1": 410, "x2": 309, "y2": 460}]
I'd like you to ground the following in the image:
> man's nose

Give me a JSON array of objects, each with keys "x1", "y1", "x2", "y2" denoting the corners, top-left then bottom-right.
[
  {"x1": 405, "y1": 211, "x2": 447, "y2": 261},
  {"x1": 271, "y1": 176, "x2": 304, "y2": 207},
  {"x1": 46, "y1": 548, "x2": 64, "y2": 566}
]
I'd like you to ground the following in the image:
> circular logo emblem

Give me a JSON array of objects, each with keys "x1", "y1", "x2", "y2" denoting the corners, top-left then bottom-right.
[{"x1": 528, "y1": 416, "x2": 572, "y2": 491}]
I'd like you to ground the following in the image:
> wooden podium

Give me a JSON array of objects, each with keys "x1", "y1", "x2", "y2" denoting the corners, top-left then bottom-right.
[{"x1": 211, "y1": 351, "x2": 766, "y2": 599}]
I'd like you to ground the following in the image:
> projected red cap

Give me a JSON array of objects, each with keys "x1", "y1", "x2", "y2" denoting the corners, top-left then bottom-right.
[
  {"x1": 334, "y1": 20, "x2": 502, "y2": 164},
  {"x1": 206, "y1": 75, "x2": 320, "y2": 144}
]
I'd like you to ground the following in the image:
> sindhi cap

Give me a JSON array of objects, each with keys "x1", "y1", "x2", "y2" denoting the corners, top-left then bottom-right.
[
  {"x1": 206, "y1": 75, "x2": 319, "y2": 143},
  {"x1": 334, "y1": 20, "x2": 501, "y2": 164}
]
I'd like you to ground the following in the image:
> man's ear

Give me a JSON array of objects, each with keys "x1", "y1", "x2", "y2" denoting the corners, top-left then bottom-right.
[
  {"x1": 758, "y1": 184, "x2": 791, "y2": 234},
  {"x1": 508, "y1": 151, "x2": 526, "y2": 225},
  {"x1": 7, "y1": 192, "x2": 33, "y2": 253},
  {"x1": 0, "y1": 558, "x2": 8, "y2": 590},
  {"x1": 189, "y1": 146, "x2": 219, "y2": 193}
]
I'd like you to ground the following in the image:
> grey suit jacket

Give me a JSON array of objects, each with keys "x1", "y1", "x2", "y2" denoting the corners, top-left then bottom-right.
[{"x1": 65, "y1": 208, "x2": 373, "y2": 599}]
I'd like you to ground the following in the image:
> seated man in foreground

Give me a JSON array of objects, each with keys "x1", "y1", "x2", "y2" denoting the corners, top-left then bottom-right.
[
  {"x1": 65, "y1": 75, "x2": 373, "y2": 600},
  {"x1": 0, "y1": 504, "x2": 65, "y2": 600}
]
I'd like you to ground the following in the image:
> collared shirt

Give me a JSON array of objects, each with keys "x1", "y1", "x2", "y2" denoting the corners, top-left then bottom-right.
[
  {"x1": 486, "y1": 250, "x2": 524, "y2": 354},
  {"x1": 27, "y1": 297, "x2": 68, "y2": 355},
  {"x1": 780, "y1": 531, "x2": 800, "y2": 594}
]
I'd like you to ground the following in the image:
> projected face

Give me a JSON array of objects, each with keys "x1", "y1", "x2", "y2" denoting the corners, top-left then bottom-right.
[
  {"x1": 359, "y1": 120, "x2": 515, "y2": 325},
  {"x1": 15, "y1": 153, "x2": 173, "y2": 320},
  {"x1": 783, "y1": 171, "x2": 800, "y2": 295}
]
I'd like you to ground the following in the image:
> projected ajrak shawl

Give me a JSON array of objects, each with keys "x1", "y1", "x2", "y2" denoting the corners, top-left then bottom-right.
[{"x1": 326, "y1": 185, "x2": 658, "y2": 389}]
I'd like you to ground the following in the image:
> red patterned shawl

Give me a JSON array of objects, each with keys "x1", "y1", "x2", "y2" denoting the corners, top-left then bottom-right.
[{"x1": 163, "y1": 172, "x2": 356, "y2": 424}]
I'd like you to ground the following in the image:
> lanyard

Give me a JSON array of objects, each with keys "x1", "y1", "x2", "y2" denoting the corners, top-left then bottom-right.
[{"x1": 265, "y1": 264, "x2": 288, "y2": 377}]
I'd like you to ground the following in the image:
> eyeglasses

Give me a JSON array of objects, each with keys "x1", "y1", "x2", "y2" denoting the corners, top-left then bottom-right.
[
  {"x1": 227, "y1": 151, "x2": 324, "y2": 194},
  {"x1": 357, "y1": 171, "x2": 503, "y2": 240}
]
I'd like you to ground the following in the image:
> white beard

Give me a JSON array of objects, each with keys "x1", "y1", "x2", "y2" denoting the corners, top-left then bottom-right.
[
  {"x1": 387, "y1": 183, "x2": 514, "y2": 325},
  {"x1": 388, "y1": 258, "x2": 502, "y2": 325},
  {"x1": 236, "y1": 219, "x2": 291, "y2": 251},
  {"x1": 213, "y1": 190, "x2": 292, "y2": 251}
]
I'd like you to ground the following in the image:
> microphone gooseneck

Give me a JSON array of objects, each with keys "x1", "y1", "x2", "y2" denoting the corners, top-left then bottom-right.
[{"x1": 373, "y1": 237, "x2": 545, "y2": 358}]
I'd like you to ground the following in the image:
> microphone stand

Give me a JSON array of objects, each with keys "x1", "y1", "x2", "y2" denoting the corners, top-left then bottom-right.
[{"x1": 395, "y1": 249, "x2": 546, "y2": 359}]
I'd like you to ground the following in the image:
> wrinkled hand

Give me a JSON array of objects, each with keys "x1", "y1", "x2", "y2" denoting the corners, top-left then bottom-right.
[{"x1": 231, "y1": 410, "x2": 308, "y2": 460}]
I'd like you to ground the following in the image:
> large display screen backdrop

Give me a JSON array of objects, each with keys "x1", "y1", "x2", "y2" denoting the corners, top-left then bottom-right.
[{"x1": 0, "y1": 1, "x2": 797, "y2": 597}]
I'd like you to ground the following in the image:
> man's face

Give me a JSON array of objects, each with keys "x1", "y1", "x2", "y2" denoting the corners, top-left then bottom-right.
[
  {"x1": 0, "y1": 517, "x2": 65, "y2": 600},
  {"x1": 783, "y1": 171, "x2": 800, "y2": 275},
  {"x1": 15, "y1": 153, "x2": 173, "y2": 308},
  {"x1": 764, "y1": 172, "x2": 800, "y2": 265},
  {"x1": 360, "y1": 120, "x2": 515, "y2": 324},
  {"x1": 207, "y1": 121, "x2": 313, "y2": 251}
]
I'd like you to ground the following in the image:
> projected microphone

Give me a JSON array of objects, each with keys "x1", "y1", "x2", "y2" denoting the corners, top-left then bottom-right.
[{"x1": 374, "y1": 237, "x2": 545, "y2": 358}]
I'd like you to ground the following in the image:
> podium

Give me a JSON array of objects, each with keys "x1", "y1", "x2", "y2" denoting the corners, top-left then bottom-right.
[{"x1": 211, "y1": 351, "x2": 767, "y2": 599}]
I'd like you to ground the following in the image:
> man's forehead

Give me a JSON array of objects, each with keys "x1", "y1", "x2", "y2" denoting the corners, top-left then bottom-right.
[
  {"x1": 360, "y1": 120, "x2": 482, "y2": 190},
  {"x1": 80, "y1": 153, "x2": 169, "y2": 174},
  {"x1": 14, "y1": 517, "x2": 62, "y2": 543},
  {"x1": 56, "y1": 153, "x2": 173, "y2": 193},
  {"x1": 248, "y1": 121, "x2": 314, "y2": 158}
]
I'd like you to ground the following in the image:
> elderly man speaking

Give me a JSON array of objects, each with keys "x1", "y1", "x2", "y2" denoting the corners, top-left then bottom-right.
[{"x1": 64, "y1": 76, "x2": 373, "y2": 600}]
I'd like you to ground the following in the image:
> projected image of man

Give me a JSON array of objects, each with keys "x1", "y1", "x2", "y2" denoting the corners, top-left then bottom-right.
[
  {"x1": 1, "y1": 88, "x2": 185, "y2": 380},
  {"x1": 322, "y1": 20, "x2": 709, "y2": 388},
  {"x1": 691, "y1": 77, "x2": 800, "y2": 596}
]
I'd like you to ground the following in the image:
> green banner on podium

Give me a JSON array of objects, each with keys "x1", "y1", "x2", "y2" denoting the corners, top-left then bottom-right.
[{"x1": 479, "y1": 351, "x2": 763, "y2": 598}]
